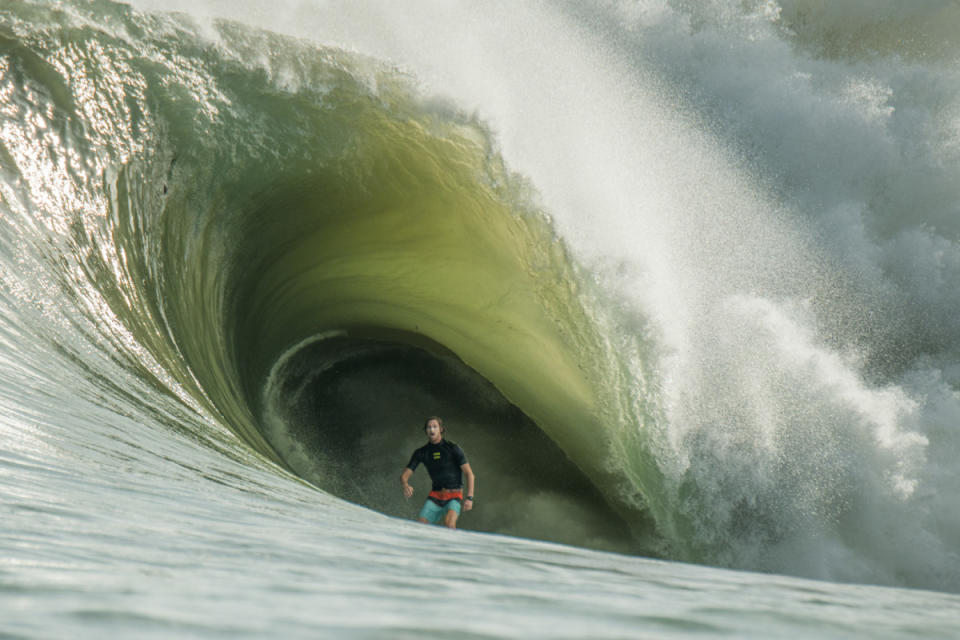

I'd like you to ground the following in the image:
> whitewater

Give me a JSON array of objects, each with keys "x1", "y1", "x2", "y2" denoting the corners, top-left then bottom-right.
[{"x1": 2, "y1": 0, "x2": 960, "y2": 637}]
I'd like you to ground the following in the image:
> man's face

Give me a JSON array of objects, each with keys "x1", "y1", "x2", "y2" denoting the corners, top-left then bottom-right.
[{"x1": 425, "y1": 420, "x2": 443, "y2": 443}]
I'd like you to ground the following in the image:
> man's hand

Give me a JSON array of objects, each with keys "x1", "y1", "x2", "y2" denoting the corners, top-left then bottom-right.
[
  {"x1": 463, "y1": 498, "x2": 473, "y2": 512},
  {"x1": 400, "y1": 468, "x2": 414, "y2": 499}
]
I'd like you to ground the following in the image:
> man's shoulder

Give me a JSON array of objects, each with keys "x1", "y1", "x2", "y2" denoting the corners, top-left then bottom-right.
[
  {"x1": 443, "y1": 440, "x2": 467, "y2": 461},
  {"x1": 442, "y1": 439, "x2": 462, "y2": 451}
]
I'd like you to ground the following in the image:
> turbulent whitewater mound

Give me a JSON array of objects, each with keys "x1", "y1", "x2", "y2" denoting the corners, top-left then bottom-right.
[{"x1": 3, "y1": 0, "x2": 960, "y2": 593}]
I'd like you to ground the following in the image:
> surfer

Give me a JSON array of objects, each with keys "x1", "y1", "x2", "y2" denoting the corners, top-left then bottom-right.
[{"x1": 400, "y1": 416, "x2": 475, "y2": 528}]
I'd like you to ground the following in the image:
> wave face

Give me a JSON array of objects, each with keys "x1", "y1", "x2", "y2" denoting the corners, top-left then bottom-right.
[{"x1": 3, "y1": 0, "x2": 960, "y2": 601}]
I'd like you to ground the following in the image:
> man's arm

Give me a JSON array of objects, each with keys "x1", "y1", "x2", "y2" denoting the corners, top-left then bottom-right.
[
  {"x1": 461, "y1": 463, "x2": 475, "y2": 511},
  {"x1": 400, "y1": 467, "x2": 414, "y2": 499}
]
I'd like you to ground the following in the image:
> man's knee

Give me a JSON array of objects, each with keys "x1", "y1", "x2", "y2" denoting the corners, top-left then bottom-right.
[{"x1": 443, "y1": 510, "x2": 458, "y2": 528}]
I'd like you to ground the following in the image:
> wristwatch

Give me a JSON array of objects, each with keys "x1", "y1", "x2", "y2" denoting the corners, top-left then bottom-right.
[{"x1": 466, "y1": 496, "x2": 474, "y2": 501}]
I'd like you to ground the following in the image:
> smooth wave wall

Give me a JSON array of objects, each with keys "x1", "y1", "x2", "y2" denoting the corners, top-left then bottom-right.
[{"x1": 1, "y1": 1, "x2": 662, "y2": 554}]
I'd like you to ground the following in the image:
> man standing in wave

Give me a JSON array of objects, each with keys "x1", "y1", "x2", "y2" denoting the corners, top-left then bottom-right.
[{"x1": 401, "y1": 416, "x2": 475, "y2": 528}]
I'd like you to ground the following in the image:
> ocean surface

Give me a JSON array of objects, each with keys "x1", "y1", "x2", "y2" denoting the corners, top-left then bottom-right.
[{"x1": 2, "y1": 0, "x2": 960, "y2": 637}]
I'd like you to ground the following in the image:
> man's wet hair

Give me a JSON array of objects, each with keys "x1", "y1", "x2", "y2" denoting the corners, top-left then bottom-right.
[{"x1": 424, "y1": 416, "x2": 445, "y2": 433}]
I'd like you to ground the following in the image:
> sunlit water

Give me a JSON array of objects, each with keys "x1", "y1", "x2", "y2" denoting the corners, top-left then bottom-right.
[{"x1": 2, "y1": 1, "x2": 960, "y2": 637}]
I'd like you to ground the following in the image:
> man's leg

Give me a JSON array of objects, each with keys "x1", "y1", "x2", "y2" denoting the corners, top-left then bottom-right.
[
  {"x1": 442, "y1": 500, "x2": 462, "y2": 528},
  {"x1": 418, "y1": 500, "x2": 442, "y2": 524},
  {"x1": 443, "y1": 509, "x2": 458, "y2": 528}
]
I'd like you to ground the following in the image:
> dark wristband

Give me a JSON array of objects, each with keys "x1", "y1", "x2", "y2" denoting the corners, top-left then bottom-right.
[{"x1": 466, "y1": 496, "x2": 474, "y2": 501}]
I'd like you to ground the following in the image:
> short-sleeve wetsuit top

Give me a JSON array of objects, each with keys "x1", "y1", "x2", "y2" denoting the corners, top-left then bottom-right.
[{"x1": 406, "y1": 439, "x2": 467, "y2": 491}]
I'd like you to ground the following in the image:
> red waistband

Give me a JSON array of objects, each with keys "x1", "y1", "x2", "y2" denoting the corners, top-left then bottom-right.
[{"x1": 429, "y1": 489, "x2": 463, "y2": 501}]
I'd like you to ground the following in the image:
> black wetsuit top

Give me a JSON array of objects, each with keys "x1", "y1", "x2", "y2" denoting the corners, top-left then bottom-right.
[{"x1": 406, "y1": 439, "x2": 467, "y2": 491}]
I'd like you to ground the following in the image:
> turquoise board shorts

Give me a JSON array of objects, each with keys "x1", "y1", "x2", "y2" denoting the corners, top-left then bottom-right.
[{"x1": 418, "y1": 497, "x2": 462, "y2": 524}]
